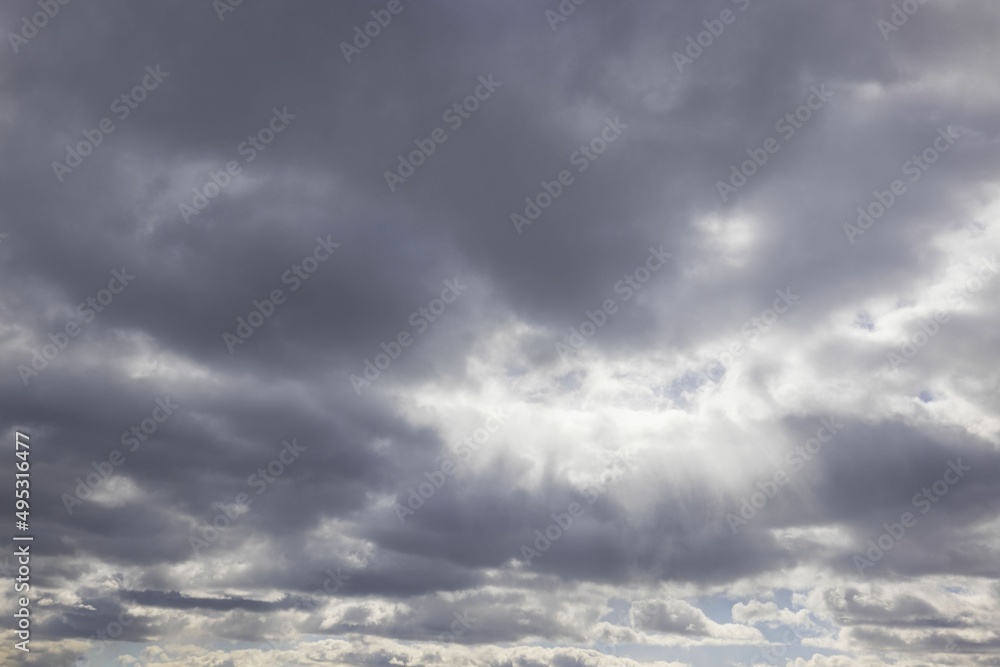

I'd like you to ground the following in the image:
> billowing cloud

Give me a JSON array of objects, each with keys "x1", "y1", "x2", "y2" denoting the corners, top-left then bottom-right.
[{"x1": 1, "y1": 0, "x2": 999, "y2": 666}]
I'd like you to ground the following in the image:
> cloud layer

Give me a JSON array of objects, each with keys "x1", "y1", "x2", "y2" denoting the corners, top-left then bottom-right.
[{"x1": 1, "y1": 1, "x2": 999, "y2": 665}]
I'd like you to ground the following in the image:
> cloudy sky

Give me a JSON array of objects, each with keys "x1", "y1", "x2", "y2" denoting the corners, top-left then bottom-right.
[{"x1": 2, "y1": 1, "x2": 1000, "y2": 665}]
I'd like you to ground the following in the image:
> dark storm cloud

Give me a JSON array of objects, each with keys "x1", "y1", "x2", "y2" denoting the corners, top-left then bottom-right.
[
  {"x1": 2, "y1": 0, "x2": 999, "y2": 665},
  {"x1": 120, "y1": 589, "x2": 305, "y2": 612},
  {"x1": 38, "y1": 592, "x2": 155, "y2": 642},
  {"x1": 823, "y1": 589, "x2": 967, "y2": 628}
]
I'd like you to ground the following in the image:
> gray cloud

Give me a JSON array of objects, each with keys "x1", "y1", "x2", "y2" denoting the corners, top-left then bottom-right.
[{"x1": 2, "y1": 1, "x2": 999, "y2": 665}]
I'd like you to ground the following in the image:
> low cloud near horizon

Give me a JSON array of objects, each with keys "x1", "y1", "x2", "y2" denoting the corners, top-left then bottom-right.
[{"x1": 1, "y1": 1, "x2": 999, "y2": 666}]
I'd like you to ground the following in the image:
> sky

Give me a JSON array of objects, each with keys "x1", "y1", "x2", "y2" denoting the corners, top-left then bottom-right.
[{"x1": 1, "y1": 1, "x2": 999, "y2": 666}]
